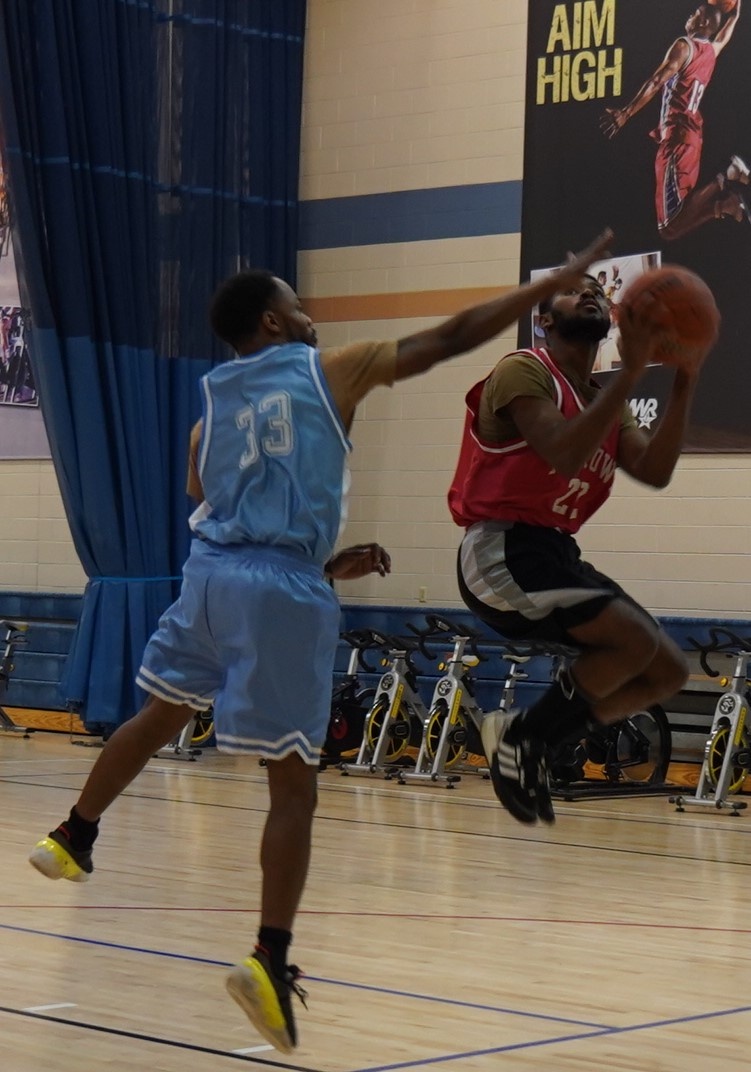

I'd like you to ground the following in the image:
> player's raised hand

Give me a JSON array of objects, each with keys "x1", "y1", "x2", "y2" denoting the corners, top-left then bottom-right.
[
  {"x1": 616, "y1": 298, "x2": 661, "y2": 376},
  {"x1": 600, "y1": 107, "x2": 627, "y2": 139},
  {"x1": 555, "y1": 229, "x2": 614, "y2": 286}
]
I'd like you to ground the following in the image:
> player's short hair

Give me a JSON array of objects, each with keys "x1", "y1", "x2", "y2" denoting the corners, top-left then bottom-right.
[{"x1": 209, "y1": 270, "x2": 280, "y2": 350}]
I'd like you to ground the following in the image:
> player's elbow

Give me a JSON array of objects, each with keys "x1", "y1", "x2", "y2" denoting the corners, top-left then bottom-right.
[
  {"x1": 551, "y1": 457, "x2": 584, "y2": 480},
  {"x1": 627, "y1": 464, "x2": 672, "y2": 490},
  {"x1": 550, "y1": 443, "x2": 592, "y2": 479},
  {"x1": 646, "y1": 471, "x2": 672, "y2": 490},
  {"x1": 558, "y1": 463, "x2": 580, "y2": 480}
]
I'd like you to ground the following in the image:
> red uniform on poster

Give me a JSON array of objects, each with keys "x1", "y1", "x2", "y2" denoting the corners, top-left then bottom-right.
[{"x1": 601, "y1": 1, "x2": 746, "y2": 240}]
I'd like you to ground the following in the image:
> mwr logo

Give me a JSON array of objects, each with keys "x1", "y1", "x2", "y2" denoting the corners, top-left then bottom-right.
[{"x1": 629, "y1": 397, "x2": 658, "y2": 429}]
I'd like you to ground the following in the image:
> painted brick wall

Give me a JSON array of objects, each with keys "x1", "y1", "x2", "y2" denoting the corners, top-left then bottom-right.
[
  {"x1": 299, "y1": 0, "x2": 751, "y2": 618},
  {"x1": 2, "y1": 0, "x2": 750, "y2": 620},
  {"x1": 0, "y1": 459, "x2": 86, "y2": 592}
]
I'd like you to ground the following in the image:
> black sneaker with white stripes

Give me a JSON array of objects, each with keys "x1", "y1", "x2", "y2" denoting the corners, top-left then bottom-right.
[
  {"x1": 535, "y1": 751, "x2": 556, "y2": 825},
  {"x1": 480, "y1": 710, "x2": 543, "y2": 824}
]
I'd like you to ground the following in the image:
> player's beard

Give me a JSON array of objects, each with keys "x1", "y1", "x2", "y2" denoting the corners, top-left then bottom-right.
[{"x1": 550, "y1": 306, "x2": 610, "y2": 344}]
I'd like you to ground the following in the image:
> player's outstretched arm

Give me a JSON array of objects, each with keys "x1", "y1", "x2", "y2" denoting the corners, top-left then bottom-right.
[
  {"x1": 600, "y1": 39, "x2": 689, "y2": 138},
  {"x1": 392, "y1": 230, "x2": 613, "y2": 382},
  {"x1": 714, "y1": 0, "x2": 741, "y2": 53}
]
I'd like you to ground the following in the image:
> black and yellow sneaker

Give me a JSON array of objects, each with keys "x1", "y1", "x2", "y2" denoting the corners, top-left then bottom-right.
[
  {"x1": 226, "y1": 948, "x2": 307, "y2": 1054},
  {"x1": 29, "y1": 825, "x2": 94, "y2": 882}
]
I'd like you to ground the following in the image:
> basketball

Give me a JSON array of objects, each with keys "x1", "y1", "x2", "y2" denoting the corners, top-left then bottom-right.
[
  {"x1": 617, "y1": 265, "x2": 720, "y2": 367},
  {"x1": 708, "y1": 0, "x2": 737, "y2": 13}
]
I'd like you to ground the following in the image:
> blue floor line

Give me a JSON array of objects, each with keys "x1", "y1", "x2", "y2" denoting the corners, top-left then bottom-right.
[
  {"x1": 350, "y1": 1003, "x2": 751, "y2": 1072},
  {"x1": 0, "y1": 920, "x2": 609, "y2": 1028},
  {"x1": 3, "y1": 921, "x2": 751, "y2": 1069}
]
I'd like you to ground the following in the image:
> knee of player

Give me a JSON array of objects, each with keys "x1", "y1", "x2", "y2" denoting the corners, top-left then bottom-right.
[
  {"x1": 288, "y1": 775, "x2": 319, "y2": 815},
  {"x1": 268, "y1": 757, "x2": 319, "y2": 813},
  {"x1": 620, "y1": 619, "x2": 662, "y2": 673},
  {"x1": 641, "y1": 637, "x2": 689, "y2": 700},
  {"x1": 658, "y1": 217, "x2": 681, "y2": 242}
]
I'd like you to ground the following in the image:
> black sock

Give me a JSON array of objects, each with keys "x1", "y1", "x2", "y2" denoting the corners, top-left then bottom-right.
[
  {"x1": 540, "y1": 707, "x2": 592, "y2": 749},
  {"x1": 60, "y1": 806, "x2": 99, "y2": 852},
  {"x1": 515, "y1": 671, "x2": 594, "y2": 749},
  {"x1": 257, "y1": 926, "x2": 292, "y2": 977}
]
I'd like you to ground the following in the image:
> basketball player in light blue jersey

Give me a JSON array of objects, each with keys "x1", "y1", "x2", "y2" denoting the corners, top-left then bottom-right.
[{"x1": 29, "y1": 231, "x2": 612, "y2": 1054}]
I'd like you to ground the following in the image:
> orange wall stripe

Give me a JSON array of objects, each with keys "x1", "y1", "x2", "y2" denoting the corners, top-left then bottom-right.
[{"x1": 302, "y1": 285, "x2": 514, "y2": 323}]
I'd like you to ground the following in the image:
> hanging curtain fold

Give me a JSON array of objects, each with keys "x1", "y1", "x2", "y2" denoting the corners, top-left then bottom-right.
[{"x1": 0, "y1": 0, "x2": 307, "y2": 730}]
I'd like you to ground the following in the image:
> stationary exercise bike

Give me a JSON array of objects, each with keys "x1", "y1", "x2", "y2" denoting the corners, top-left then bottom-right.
[
  {"x1": 396, "y1": 614, "x2": 488, "y2": 788},
  {"x1": 670, "y1": 628, "x2": 751, "y2": 816},
  {"x1": 0, "y1": 619, "x2": 31, "y2": 738},
  {"x1": 340, "y1": 631, "x2": 430, "y2": 778},
  {"x1": 320, "y1": 630, "x2": 388, "y2": 767}
]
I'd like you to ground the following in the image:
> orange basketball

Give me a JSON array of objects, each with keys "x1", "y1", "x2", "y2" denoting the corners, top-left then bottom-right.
[
  {"x1": 708, "y1": 0, "x2": 737, "y2": 13},
  {"x1": 617, "y1": 265, "x2": 720, "y2": 366}
]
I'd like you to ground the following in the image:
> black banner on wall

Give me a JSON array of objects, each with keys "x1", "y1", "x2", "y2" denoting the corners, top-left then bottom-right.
[{"x1": 520, "y1": 0, "x2": 751, "y2": 450}]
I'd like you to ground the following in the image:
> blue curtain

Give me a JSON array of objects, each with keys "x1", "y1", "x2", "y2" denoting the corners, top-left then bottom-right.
[{"x1": 0, "y1": 0, "x2": 307, "y2": 731}]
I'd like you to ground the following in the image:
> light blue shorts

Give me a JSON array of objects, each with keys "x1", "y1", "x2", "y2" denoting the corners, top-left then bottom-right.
[{"x1": 137, "y1": 539, "x2": 341, "y2": 764}]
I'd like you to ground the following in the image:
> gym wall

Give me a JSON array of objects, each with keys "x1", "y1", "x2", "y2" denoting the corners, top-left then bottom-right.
[
  {"x1": 0, "y1": 0, "x2": 749, "y2": 621},
  {"x1": 297, "y1": 0, "x2": 751, "y2": 618},
  {"x1": 0, "y1": 460, "x2": 86, "y2": 592}
]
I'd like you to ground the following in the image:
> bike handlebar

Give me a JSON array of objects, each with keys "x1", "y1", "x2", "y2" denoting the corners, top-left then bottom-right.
[
  {"x1": 0, "y1": 619, "x2": 28, "y2": 682},
  {"x1": 685, "y1": 627, "x2": 751, "y2": 678},
  {"x1": 340, "y1": 629, "x2": 393, "y2": 673},
  {"x1": 406, "y1": 614, "x2": 486, "y2": 662},
  {"x1": 340, "y1": 628, "x2": 425, "y2": 672}
]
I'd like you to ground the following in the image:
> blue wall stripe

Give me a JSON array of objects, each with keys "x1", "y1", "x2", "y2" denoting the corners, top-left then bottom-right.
[{"x1": 298, "y1": 181, "x2": 523, "y2": 250}]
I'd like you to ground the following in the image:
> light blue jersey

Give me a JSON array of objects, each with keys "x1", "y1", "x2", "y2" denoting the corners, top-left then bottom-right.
[
  {"x1": 138, "y1": 340, "x2": 359, "y2": 761},
  {"x1": 190, "y1": 343, "x2": 352, "y2": 567}
]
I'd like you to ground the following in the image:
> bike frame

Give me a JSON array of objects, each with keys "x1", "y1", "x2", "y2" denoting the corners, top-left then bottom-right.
[
  {"x1": 398, "y1": 634, "x2": 486, "y2": 787},
  {"x1": 340, "y1": 645, "x2": 429, "y2": 777},
  {"x1": 672, "y1": 647, "x2": 751, "y2": 815}
]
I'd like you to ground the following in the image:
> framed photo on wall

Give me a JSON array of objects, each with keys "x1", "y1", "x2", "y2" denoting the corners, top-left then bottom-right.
[{"x1": 0, "y1": 159, "x2": 49, "y2": 457}]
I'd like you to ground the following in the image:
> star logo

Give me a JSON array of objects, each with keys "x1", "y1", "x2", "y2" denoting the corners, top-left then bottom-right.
[{"x1": 629, "y1": 398, "x2": 658, "y2": 430}]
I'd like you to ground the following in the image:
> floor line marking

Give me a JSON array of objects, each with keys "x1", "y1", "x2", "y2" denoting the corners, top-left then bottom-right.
[
  {"x1": 0, "y1": 921, "x2": 610, "y2": 1029},
  {"x1": 4, "y1": 904, "x2": 751, "y2": 936},
  {"x1": 349, "y1": 1003, "x2": 751, "y2": 1072},
  {"x1": 23, "y1": 1002, "x2": 78, "y2": 1012},
  {"x1": 0, "y1": 1004, "x2": 317, "y2": 1069}
]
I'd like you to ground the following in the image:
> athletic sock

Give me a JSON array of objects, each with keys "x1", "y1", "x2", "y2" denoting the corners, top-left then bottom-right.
[
  {"x1": 514, "y1": 670, "x2": 594, "y2": 749},
  {"x1": 257, "y1": 926, "x2": 292, "y2": 977},
  {"x1": 61, "y1": 806, "x2": 100, "y2": 852}
]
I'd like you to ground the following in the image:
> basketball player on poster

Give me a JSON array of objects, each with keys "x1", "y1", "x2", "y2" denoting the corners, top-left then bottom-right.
[{"x1": 601, "y1": 1, "x2": 746, "y2": 241}]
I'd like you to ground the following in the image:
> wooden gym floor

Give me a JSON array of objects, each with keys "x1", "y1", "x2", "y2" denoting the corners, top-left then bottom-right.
[{"x1": 2, "y1": 729, "x2": 751, "y2": 1071}]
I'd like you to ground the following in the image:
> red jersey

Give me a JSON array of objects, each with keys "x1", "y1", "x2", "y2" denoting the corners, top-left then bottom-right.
[
  {"x1": 652, "y1": 36, "x2": 716, "y2": 142},
  {"x1": 448, "y1": 348, "x2": 621, "y2": 534}
]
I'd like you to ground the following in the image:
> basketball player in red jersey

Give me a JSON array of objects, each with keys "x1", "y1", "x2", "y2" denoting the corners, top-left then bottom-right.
[
  {"x1": 601, "y1": 1, "x2": 746, "y2": 240},
  {"x1": 449, "y1": 271, "x2": 715, "y2": 825}
]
